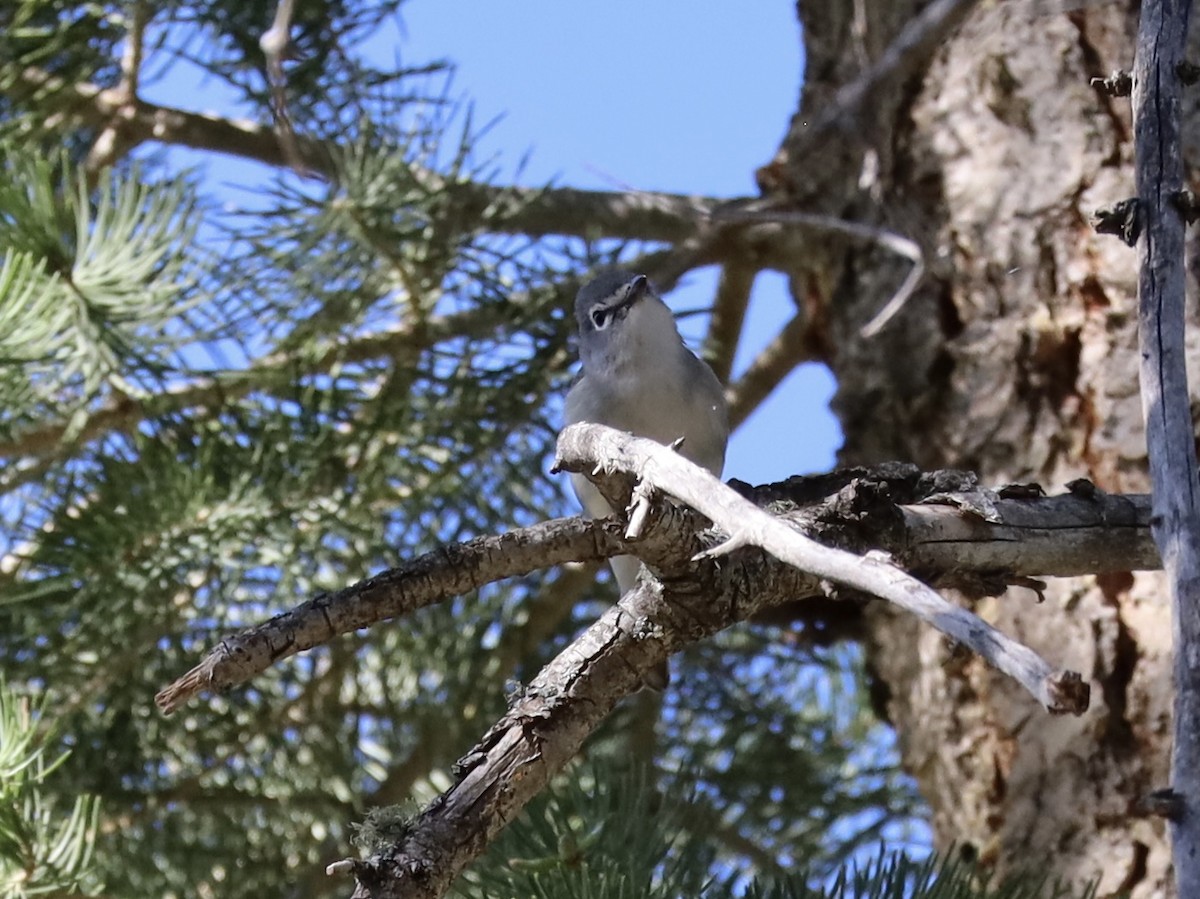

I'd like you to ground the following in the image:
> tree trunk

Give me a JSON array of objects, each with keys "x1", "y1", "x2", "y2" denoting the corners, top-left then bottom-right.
[{"x1": 766, "y1": 2, "x2": 1195, "y2": 894}]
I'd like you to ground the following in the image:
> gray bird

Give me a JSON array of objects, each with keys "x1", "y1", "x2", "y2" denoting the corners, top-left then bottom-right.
[{"x1": 564, "y1": 270, "x2": 730, "y2": 598}]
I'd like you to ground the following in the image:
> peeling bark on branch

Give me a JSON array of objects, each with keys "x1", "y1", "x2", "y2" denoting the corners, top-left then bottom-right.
[
  {"x1": 303, "y1": 426, "x2": 1120, "y2": 898},
  {"x1": 154, "y1": 419, "x2": 1157, "y2": 894},
  {"x1": 898, "y1": 487, "x2": 1155, "y2": 576},
  {"x1": 158, "y1": 446, "x2": 1155, "y2": 715},
  {"x1": 557, "y1": 425, "x2": 1090, "y2": 715}
]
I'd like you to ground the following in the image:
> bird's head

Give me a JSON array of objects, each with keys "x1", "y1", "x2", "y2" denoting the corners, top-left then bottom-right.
[{"x1": 574, "y1": 270, "x2": 680, "y2": 376}]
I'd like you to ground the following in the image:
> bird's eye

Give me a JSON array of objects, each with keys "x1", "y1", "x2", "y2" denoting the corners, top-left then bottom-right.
[{"x1": 590, "y1": 306, "x2": 609, "y2": 330}]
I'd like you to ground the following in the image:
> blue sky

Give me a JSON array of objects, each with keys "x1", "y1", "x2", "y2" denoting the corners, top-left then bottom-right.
[
  {"x1": 391, "y1": 1, "x2": 841, "y2": 485},
  {"x1": 142, "y1": 1, "x2": 841, "y2": 488}
]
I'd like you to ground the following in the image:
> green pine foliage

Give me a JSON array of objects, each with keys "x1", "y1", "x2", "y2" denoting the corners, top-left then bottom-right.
[
  {"x1": 455, "y1": 765, "x2": 714, "y2": 899},
  {"x1": 743, "y1": 852, "x2": 1100, "y2": 899},
  {"x1": 455, "y1": 764, "x2": 1100, "y2": 899},
  {"x1": 0, "y1": 682, "x2": 100, "y2": 899},
  {"x1": 0, "y1": 151, "x2": 199, "y2": 446}
]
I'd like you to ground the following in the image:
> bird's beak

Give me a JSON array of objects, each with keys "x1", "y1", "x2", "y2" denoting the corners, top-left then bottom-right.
[{"x1": 612, "y1": 274, "x2": 649, "y2": 314}]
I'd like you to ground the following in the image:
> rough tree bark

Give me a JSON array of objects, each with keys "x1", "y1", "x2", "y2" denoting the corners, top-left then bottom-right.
[{"x1": 766, "y1": 1, "x2": 1198, "y2": 894}]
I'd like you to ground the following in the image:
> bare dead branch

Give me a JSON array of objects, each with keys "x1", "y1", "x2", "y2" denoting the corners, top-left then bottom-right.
[
  {"x1": 558, "y1": 425, "x2": 1089, "y2": 716},
  {"x1": 329, "y1": 432, "x2": 1112, "y2": 898},
  {"x1": 1130, "y1": 0, "x2": 1200, "y2": 891},
  {"x1": 154, "y1": 516, "x2": 620, "y2": 714},
  {"x1": 725, "y1": 313, "x2": 809, "y2": 429},
  {"x1": 703, "y1": 262, "x2": 757, "y2": 384},
  {"x1": 901, "y1": 491, "x2": 1156, "y2": 576},
  {"x1": 156, "y1": 453, "x2": 1152, "y2": 716},
  {"x1": 341, "y1": 577, "x2": 694, "y2": 899}
]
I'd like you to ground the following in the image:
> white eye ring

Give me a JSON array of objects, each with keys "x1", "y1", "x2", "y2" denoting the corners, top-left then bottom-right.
[{"x1": 590, "y1": 306, "x2": 610, "y2": 330}]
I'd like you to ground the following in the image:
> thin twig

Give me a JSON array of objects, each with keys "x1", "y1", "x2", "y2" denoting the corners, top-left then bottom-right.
[
  {"x1": 260, "y1": 0, "x2": 317, "y2": 178},
  {"x1": 714, "y1": 208, "x2": 925, "y2": 337},
  {"x1": 85, "y1": 0, "x2": 149, "y2": 172}
]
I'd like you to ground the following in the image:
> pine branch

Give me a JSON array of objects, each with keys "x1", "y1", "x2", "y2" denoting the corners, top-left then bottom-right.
[
  {"x1": 0, "y1": 152, "x2": 199, "y2": 455},
  {"x1": 0, "y1": 294, "x2": 523, "y2": 476},
  {"x1": 0, "y1": 684, "x2": 101, "y2": 898},
  {"x1": 7, "y1": 64, "x2": 946, "y2": 275},
  {"x1": 0, "y1": 235, "x2": 792, "y2": 479},
  {"x1": 9, "y1": 65, "x2": 722, "y2": 243}
]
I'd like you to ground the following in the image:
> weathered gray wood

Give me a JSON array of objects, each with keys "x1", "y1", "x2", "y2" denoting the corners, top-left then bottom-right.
[
  {"x1": 330, "y1": 426, "x2": 1092, "y2": 899},
  {"x1": 156, "y1": 462, "x2": 1151, "y2": 716},
  {"x1": 901, "y1": 493, "x2": 1157, "y2": 575},
  {"x1": 1131, "y1": 0, "x2": 1200, "y2": 890},
  {"x1": 561, "y1": 426, "x2": 1089, "y2": 715}
]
